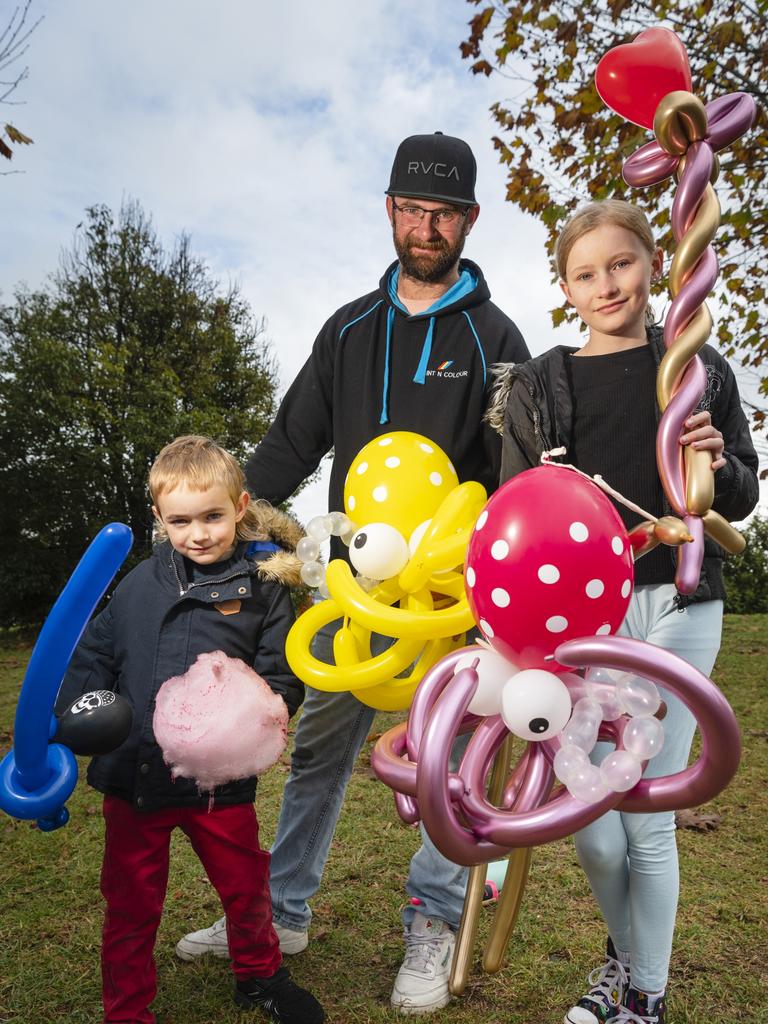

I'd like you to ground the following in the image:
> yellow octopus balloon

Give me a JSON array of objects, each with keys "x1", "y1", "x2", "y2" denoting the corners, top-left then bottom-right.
[{"x1": 286, "y1": 432, "x2": 487, "y2": 710}]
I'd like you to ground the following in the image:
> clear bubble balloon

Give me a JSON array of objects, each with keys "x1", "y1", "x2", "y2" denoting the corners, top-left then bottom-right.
[
  {"x1": 585, "y1": 680, "x2": 625, "y2": 722},
  {"x1": 600, "y1": 749, "x2": 643, "y2": 792},
  {"x1": 317, "y1": 580, "x2": 331, "y2": 600},
  {"x1": 340, "y1": 521, "x2": 358, "y2": 546},
  {"x1": 572, "y1": 697, "x2": 604, "y2": 726},
  {"x1": 585, "y1": 666, "x2": 622, "y2": 686},
  {"x1": 296, "y1": 537, "x2": 321, "y2": 564},
  {"x1": 300, "y1": 561, "x2": 326, "y2": 588},
  {"x1": 553, "y1": 743, "x2": 590, "y2": 786},
  {"x1": 616, "y1": 673, "x2": 661, "y2": 718},
  {"x1": 355, "y1": 574, "x2": 377, "y2": 592},
  {"x1": 561, "y1": 711, "x2": 599, "y2": 752},
  {"x1": 567, "y1": 763, "x2": 612, "y2": 804},
  {"x1": 624, "y1": 716, "x2": 665, "y2": 760},
  {"x1": 306, "y1": 516, "x2": 333, "y2": 542},
  {"x1": 328, "y1": 511, "x2": 352, "y2": 537}
]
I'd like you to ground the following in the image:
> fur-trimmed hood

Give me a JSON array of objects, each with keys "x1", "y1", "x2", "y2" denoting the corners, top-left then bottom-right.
[
  {"x1": 486, "y1": 361, "x2": 524, "y2": 436},
  {"x1": 246, "y1": 501, "x2": 304, "y2": 587}
]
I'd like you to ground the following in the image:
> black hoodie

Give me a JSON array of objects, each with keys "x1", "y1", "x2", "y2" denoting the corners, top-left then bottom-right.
[{"x1": 246, "y1": 259, "x2": 529, "y2": 555}]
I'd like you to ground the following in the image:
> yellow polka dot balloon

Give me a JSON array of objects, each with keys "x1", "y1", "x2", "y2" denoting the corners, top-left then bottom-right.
[
  {"x1": 344, "y1": 432, "x2": 458, "y2": 539},
  {"x1": 286, "y1": 432, "x2": 487, "y2": 711}
]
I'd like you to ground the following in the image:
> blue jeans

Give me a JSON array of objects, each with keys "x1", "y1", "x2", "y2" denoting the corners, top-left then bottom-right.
[
  {"x1": 573, "y1": 584, "x2": 723, "y2": 992},
  {"x1": 269, "y1": 622, "x2": 468, "y2": 931}
]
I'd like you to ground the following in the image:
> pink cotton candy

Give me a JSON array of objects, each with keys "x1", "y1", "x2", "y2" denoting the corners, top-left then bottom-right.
[{"x1": 152, "y1": 651, "x2": 288, "y2": 792}]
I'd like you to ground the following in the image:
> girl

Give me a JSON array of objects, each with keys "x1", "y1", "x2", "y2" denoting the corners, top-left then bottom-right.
[
  {"x1": 490, "y1": 201, "x2": 758, "y2": 1024},
  {"x1": 56, "y1": 435, "x2": 324, "y2": 1024}
]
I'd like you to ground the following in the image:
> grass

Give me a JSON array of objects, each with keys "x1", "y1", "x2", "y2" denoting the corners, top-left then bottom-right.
[{"x1": 0, "y1": 616, "x2": 766, "y2": 1023}]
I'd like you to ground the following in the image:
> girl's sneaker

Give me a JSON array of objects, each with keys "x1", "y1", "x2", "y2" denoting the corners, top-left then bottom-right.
[
  {"x1": 615, "y1": 988, "x2": 666, "y2": 1024},
  {"x1": 564, "y1": 938, "x2": 629, "y2": 1024}
]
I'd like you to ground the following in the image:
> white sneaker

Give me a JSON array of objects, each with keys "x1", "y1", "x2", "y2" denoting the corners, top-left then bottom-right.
[
  {"x1": 273, "y1": 920, "x2": 309, "y2": 955},
  {"x1": 390, "y1": 911, "x2": 455, "y2": 1015},
  {"x1": 175, "y1": 916, "x2": 229, "y2": 961},
  {"x1": 175, "y1": 915, "x2": 309, "y2": 960},
  {"x1": 564, "y1": 938, "x2": 629, "y2": 1024}
]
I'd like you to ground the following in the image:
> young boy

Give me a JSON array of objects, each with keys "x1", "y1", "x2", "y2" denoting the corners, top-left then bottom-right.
[{"x1": 56, "y1": 435, "x2": 324, "y2": 1024}]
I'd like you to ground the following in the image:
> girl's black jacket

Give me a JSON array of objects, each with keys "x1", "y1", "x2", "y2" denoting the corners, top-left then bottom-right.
[
  {"x1": 487, "y1": 327, "x2": 759, "y2": 603},
  {"x1": 55, "y1": 507, "x2": 304, "y2": 812},
  {"x1": 245, "y1": 259, "x2": 529, "y2": 559}
]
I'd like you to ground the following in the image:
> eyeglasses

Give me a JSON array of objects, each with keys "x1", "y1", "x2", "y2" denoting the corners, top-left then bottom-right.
[{"x1": 391, "y1": 199, "x2": 469, "y2": 228}]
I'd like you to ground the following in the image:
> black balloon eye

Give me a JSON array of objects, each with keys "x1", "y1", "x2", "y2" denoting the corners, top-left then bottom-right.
[
  {"x1": 353, "y1": 532, "x2": 368, "y2": 549},
  {"x1": 529, "y1": 717, "x2": 549, "y2": 734}
]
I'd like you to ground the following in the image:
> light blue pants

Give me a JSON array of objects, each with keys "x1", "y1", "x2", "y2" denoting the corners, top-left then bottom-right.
[
  {"x1": 573, "y1": 584, "x2": 723, "y2": 992},
  {"x1": 269, "y1": 622, "x2": 468, "y2": 931}
]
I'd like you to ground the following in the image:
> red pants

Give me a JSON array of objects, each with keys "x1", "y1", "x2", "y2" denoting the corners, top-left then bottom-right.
[{"x1": 101, "y1": 795, "x2": 281, "y2": 1024}]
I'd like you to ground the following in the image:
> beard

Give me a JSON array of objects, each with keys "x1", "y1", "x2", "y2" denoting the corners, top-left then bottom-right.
[{"x1": 394, "y1": 229, "x2": 468, "y2": 284}]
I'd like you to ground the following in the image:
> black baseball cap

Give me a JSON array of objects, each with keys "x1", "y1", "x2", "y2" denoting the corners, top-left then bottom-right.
[{"x1": 386, "y1": 132, "x2": 477, "y2": 207}]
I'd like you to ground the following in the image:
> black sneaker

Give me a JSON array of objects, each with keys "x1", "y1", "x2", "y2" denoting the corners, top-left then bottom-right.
[
  {"x1": 235, "y1": 966, "x2": 325, "y2": 1023},
  {"x1": 564, "y1": 938, "x2": 629, "y2": 1024},
  {"x1": 616, "y1": 987, "x2": 666, "y2": 1023}
]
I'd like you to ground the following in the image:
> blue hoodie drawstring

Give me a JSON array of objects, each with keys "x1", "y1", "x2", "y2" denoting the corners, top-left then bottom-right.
[
  {"x1": 412, "y1": 317, "x2": 435, "y2": 385},
  {"x1": 379, "y1": 265, "x2": 478, "y2": 421},
  {"x1": 379, "y1": 305, "x2": 395, "y2": 424}
]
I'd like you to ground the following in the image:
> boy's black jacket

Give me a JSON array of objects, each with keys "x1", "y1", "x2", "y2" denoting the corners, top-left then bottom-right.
[
  {"x1": 56, "y1": 507, "x2": 304, "y2": 812},
  {"x1": 486, "y1": 327, "x2": 759, "y2": 603},
  {"x1": 245, "y1": 258, "x2": 529, "y2": 558}
]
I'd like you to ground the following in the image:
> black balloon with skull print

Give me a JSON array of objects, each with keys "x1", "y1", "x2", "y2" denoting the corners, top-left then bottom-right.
[{"x1": 54, "y1": 690, "x2": 133, "y2": 757}]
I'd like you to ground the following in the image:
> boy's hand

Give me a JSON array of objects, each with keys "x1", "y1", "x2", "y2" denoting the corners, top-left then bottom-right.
[{"x1": 680, "y1": 411, "x2": 726, "y2": 471}]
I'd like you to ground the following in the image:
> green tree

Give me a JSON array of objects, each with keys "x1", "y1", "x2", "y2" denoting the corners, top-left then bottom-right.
[
  {"x1": 461, "y1": 1, "x2": 767, "y2": 425},
  {"x1": 0, "y1": 201, "x2": 279, "y2": 624},
  {"x1": 724, "y1": 514, "x2": 768, "y2": 613}
]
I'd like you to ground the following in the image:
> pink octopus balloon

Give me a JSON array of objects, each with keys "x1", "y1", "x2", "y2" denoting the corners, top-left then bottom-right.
[
  {"x1": 372, "y1": 638, "x2": 740, "y2": 866},
  {"x1": 372, "y1": 465, "x2": 741, "y2": 865},
  {"x1": 465, "y1": 465, "x2": 633, "y2": 670}
]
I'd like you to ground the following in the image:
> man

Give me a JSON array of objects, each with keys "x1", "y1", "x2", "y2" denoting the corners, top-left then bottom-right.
[{"x1": 176, "y1": 132, "x2": 530, "y2": 1014}]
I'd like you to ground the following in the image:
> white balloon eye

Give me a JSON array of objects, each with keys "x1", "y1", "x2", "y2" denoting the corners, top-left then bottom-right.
[
  {"x1": 500, "y1": 669, "x2": 572, "y2": 742},
  {"x1": 349, "y1": 523, "x2": 409, "y2": 581},
  {"x1": 455, "y1": 648, "x2": 517, "y2": 718}
]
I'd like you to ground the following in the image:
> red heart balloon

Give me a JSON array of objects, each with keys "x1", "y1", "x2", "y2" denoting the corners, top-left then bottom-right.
[{"x1": 595, "y1": 27, "x2": 692, "y2": 129}]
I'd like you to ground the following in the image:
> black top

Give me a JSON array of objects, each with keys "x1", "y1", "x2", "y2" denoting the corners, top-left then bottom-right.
[
  {"x1": 567, "y1": 345, "x2": 671, "y2": 585},
  {"x1": 496, "y1": 327, "x2": 760, "y2": 604},
  {"x1": 245, "y1": 259, "x2": 530, "y2": 559}
]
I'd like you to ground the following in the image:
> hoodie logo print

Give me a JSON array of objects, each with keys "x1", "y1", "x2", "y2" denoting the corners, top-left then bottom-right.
[{"x1": 426, "y1": 360, "x2": 468, "y2": 380}]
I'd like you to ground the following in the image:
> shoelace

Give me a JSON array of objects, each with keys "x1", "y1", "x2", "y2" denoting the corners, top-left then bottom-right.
[
  {"x1": 401, "y1": 928, "x2": 449, "y2": 974},
  {"x1": 586, "y1": 955, "x2": 629, "y2": 1005},
  {"x1": 615, "y1": 1010, "x2": 659, "y2": 1024}
]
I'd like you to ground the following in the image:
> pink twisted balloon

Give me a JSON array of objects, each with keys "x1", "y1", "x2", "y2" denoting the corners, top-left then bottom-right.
[{"x1": 622, "y1": 89, "x2": 756, "y2": 593}]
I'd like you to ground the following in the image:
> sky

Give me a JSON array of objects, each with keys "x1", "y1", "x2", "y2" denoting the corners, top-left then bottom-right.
[{"x1": 1, "y1": 0, "x2": 764, "y2": 524}]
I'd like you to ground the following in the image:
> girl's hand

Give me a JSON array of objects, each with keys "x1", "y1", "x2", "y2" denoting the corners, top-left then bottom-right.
[{"x1": 680, "y1": 411, "x2": 726, "y2": 471}]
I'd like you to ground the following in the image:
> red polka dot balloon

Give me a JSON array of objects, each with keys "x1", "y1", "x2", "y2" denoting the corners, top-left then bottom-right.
[{"x1": 465, "y1": 466, "x2": 634, "y2": 671}]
